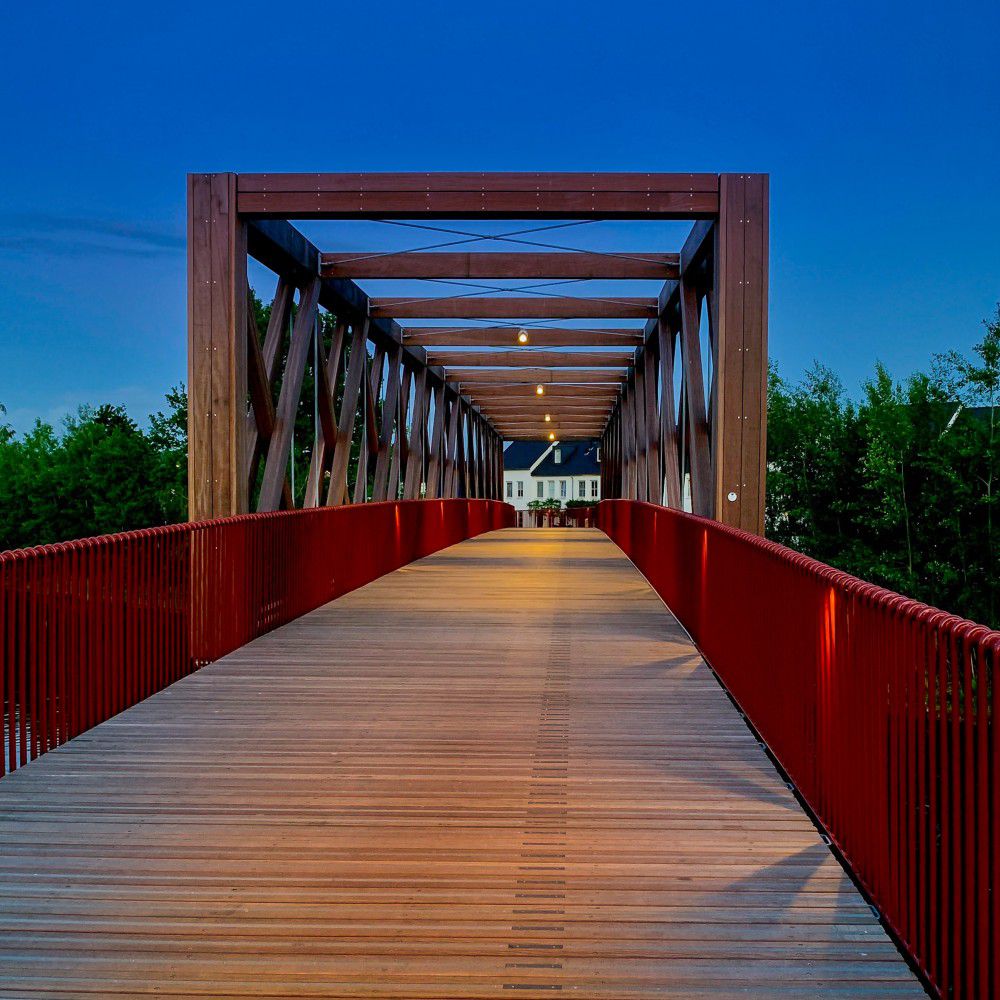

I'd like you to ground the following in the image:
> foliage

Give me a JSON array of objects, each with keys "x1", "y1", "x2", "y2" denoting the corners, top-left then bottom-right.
[
  {"x1": 528, "y1": 498, "x2": 562, "y2": 511},
  {"x1": 0, "y1": 390, "x2": 188, "y2": 551},
  {"x1": 564, "y1": 499, "x2": 593, "y2": 509},
  {"x1": 767, "y1": 304, "x2": 1000, "y2": 627}
]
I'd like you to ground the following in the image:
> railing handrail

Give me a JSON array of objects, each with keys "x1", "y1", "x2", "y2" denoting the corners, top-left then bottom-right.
[
  {"x1": 597, "y1": 498, "x2": 998, "y2": 999},
  {"x1": 618, "y1": 499, "x2": 1000, "y2": 650},
  {"x1": 2, "y1": 499, "x2": 514, "y2": 779}
]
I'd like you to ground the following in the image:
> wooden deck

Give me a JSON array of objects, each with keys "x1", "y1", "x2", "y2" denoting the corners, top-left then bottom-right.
[{"x1": 0, "y1": 528, "x2": 924, "y2": 998}]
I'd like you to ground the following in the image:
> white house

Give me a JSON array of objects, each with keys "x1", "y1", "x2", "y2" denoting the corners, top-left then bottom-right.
[{"x1": 502, "y1": 440, "x2": 601, "y2": 512}]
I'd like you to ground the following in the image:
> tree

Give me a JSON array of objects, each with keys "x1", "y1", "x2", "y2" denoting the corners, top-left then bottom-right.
[
  {"x1": 0, "y1": 390, "x2": 190, "y2": 551},
  {"x1": 766, "y1": 303, "x2": 1000, "y2": 628}
]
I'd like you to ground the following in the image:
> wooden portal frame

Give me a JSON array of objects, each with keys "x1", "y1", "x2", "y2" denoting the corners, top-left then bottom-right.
[
  {"x1": 189, "y1": 171, "x2": 766, "y2": 533},
  {"x1": 600, "y1": 176, "x2": 769, "y2": 533}
]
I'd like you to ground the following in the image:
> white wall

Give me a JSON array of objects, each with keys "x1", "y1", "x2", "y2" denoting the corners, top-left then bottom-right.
[{"x1": 503, "y1": 471, "x2": 601, "y2": 511}]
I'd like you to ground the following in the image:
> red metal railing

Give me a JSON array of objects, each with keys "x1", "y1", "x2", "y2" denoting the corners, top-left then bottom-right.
[
  {"x1": 1, "y1": 499, "x2": 513, "y2": 777},
  {"x1": 597, "y1": 499, "x2": 998, "y2": 999}
]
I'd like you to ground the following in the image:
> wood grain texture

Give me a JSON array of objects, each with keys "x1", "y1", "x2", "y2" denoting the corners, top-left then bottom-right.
[
  {"x1": 403, "y1": 328, "x2": 644, "y2": 348},
  {"x1": 322, "y1": 252, "x2": 679, "y2": 281},
  {"x1": 372, "y1": 298, "x2": 657, "y2": 320},
  {"x1": 0, "y1": 530, "x2": 922, "y2": 997}
]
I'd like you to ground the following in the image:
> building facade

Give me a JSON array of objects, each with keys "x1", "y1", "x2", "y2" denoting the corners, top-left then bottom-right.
[{"x1": 502, "y1": 440, "x2": 601, "y2": 512}]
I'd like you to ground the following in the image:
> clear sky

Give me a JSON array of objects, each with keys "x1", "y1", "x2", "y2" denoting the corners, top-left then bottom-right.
[{"x1": 1, "y1": 0, "x2": 997, "y2": 433}]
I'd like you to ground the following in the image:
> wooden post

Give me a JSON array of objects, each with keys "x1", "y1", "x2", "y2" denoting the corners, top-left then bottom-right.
[
  {"x1": 258, "y1": 278, "x2": 321, "y2": 511},
  {"x1": 327, "y1": 320, "x2": 370, "y2": 506},
  {"x1": 187, "y1": 173, "x2": 248, "y2": 520},
  {"x1": 679, "y1": 278, "x2": 712, "y2": 516},
  {"x1": 657, "y1": 319, "x2": 682, "y2": 508},
  {"x1": 425, "y1": 380, "x2": 447, "y2": 499},
  {"x1": 713, "y1": 173, "x2": 769, "y2": 534},
  {"x1": 372, "y1": 344, "x2": 403, "y2": 500},
  {"x1": 403, "y1": 368, "x2": 429, "y2": 499},
  {"x1": 388, "y1": 364, "x2": 414, "y2": 501},
  {"x1": 443, "y1": 393, "x2": 461, "y2": 498}
]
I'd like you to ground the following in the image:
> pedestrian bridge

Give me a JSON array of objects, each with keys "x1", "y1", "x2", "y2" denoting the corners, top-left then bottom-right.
[
  {"x1": 2, "y1": 171, "x2": 995, "y2": 997},
  {"x1": 2, "y1": 503, "x2": 994, "y2": 997}
]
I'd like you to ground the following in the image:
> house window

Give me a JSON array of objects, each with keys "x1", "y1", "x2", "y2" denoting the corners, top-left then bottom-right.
[
  {"x1": 591, "y1": 479, "x2": 599, "y2": 498},
  {"x1": 553, "y1": 448, "x2": 561, "y2": 464},
  {"x1": 560, "y1": 480, "x2": 567, "y2": 498},
  {"x1": 506, "y1": 481, "x2": 513, "y2": 499},
  {"x1": 548, "y1": 480, "x2": 555, "y2": 497},
  {"x1": 578, "y1": 480, "x2": 586, "y2": 498},
  {"x1": 537, "y1": 481, "x2": 544, "y2": 498},
  {"x1": 517, "y1": 481, "x2": 524, "y2": 498}
]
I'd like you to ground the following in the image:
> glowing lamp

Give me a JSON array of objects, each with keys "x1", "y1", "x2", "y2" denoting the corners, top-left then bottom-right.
[
  {"x1": 517, "y1": 329, "x2": 529, "y2": 344},
  {"x1": 536, "y1": 384, "x2": 545, "y2": 396}
]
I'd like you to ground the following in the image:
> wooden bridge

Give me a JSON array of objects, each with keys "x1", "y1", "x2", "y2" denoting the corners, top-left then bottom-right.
[
  {"x1": 2, "y1": 172, "x2": 996, "y2": 998},
  {"x1": 0, "y1": 528, "x2": 925, "y2": 998}
]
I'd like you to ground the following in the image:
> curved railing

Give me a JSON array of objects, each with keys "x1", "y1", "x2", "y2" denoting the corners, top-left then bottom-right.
[
  {"x1": 597, "y1": 498, "x2": 998, "y2": 1000},
  {"x1": 1, "y1": 499, "x2": 513, "y2": 778}
]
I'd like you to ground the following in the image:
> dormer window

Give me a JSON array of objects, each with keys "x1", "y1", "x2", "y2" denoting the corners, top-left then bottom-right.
[{"x1": 554, "y1": 448, "x2": 562, "y2": 464}]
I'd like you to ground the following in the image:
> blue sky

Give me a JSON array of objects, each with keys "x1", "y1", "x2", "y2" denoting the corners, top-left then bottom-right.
[{"x1": 1, "y1": 0, "x2": 997, "y2": 433}]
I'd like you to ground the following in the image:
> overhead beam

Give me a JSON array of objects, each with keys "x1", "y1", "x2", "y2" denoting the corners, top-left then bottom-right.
[
  {"x1": 449, "y1": 368, "x2": 624, "y2": 385},
  {"x1": 237, "y1": 173, "x2": 720, "y2": 219},
  {"x1": 480, "y1": 403, "x2": 614, "y2": 415},
  {"x1": 321, "y1": 251, "x2": 679, "y2": 280},
  {"x1": 373, "y1": 297, "x2": 656, "y2": 320},
  {"x1": 403, "y1": 327, "x2": 644, "y2": 347},
  {"x1": 469, "y1": 385, "x2": 618, "y2": 399},
  {"x1": 426, "y1": 350, "x2": 634, "y2": 368}
]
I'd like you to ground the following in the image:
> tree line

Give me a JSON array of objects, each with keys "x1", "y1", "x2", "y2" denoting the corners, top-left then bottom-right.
[
  {"x1": 1, "y1": 304, "x2": 997, "y2": 626},
  {"x1": 767, "y1": 305, "x2": 999, "y2": 627}
]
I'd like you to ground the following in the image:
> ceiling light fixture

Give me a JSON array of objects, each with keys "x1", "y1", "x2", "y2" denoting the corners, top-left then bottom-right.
[
  {"x1": 536, "y1": 384, "x2": 545, "y2": 396},
  {"x1": 517, "y1": 329, "x2": 528, "y2": 344}
]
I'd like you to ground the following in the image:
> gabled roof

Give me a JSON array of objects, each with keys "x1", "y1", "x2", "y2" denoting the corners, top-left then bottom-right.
[
  {"x1": 502, "y1": 440, "x2": 552, "y2": 471},
  {"x1": 531, "y1": 440, "x2": 600, "y2": 478}
]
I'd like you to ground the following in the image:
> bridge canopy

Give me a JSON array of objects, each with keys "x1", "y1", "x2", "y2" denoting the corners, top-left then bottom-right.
[{"x1": 188, "y1": 172, "x2": 768, "y2": 533}]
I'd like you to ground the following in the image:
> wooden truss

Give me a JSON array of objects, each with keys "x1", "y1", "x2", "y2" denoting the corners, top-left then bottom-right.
[{"x1": 188, "y1": 172, "x2": 767, "y2": 532}]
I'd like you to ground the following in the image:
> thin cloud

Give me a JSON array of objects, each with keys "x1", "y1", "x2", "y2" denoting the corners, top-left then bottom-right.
[{"x1": 0, "y1": 212, "x2": 184, "y2": 258}]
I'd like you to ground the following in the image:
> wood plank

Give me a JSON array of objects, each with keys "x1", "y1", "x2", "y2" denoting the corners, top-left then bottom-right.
[
  {"x1": 373, "y1": 298, "x2": 657, "y2": 320},
  {"x1": 0, "y1": 530, "x2": 921, "y2": 998},
  {"x1": 447, "y1": 369, "x2": 624, "y2": 386},
  {"x1": 238, "y1": 172, "x2": 722, "y2": 193},
  {"x1": 657, "y1": 320, "x2": 682, "y2": 508},
  {"x1": 257, "y1": 277, "x2": 321, "y2": 512},
  {"x1": 372, "y1": 345, "x2": 404, "y2": 501},
  {"x1": 246, "y1": 277, "x2": 294, "y2": 493},
  {"x1": 679, "y1": 278, "x2": 712, "y2": 517},
  {"x1": 321, "y1": 252, "x2": 679, "y2": 280},
  {"x1": 404, "y1": 328, "x2": 644, "y2": 348},
  {"x1": 304, "y1": 321, "x2": 348, "y2": 508},
  {"x1": 387, "y1": 365, "x2": 414, "y2": 501},
  {"x1": 468, "y1": 386, "x2": 619, "y2": 401},
  {"x1": 443, "y1": 395, "x2": 462, "y2": 498},
  {"x1": 245, "y1": 300, "x2": 292, "y2": 510},
  {"x1": 424, "y1": 383, "x2": 448, "y2": 500},
  {"x1": 426, "y1": 350, "x2": 633, "y2": 368},
  {"x1": 237, "y1": 175, "x2": 719, "y2": 219},
  {"x1": 402, "y1": 368, "x2": 429, "y2": 500},
  {"x1": 633, "y1": 351, "x2": 648, "y2": 502},
  {"x1": 187, "y1": 173, "x2": 248, "y2": 520},
  {"x1": 326, "y1": 321, "x2": 370, "y2": 507},
  {"x1": 643, "y1": 345, "x2": 661, "y2": 503}
]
